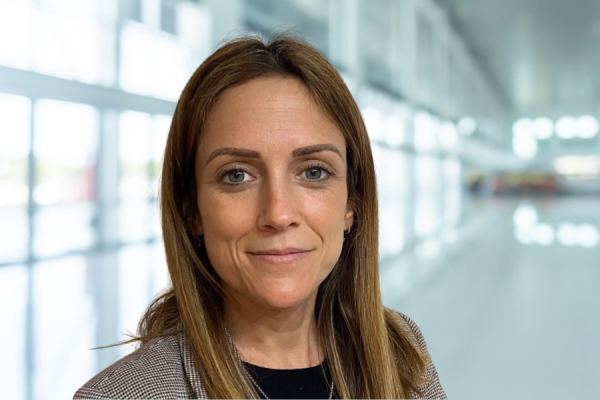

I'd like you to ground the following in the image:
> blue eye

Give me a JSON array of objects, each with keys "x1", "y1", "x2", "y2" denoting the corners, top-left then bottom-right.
[
  {"x1": 226, "y1": 170, "x2": 245, "y2": 183},
  {"x1": 304, "y1": 166, "x2": 327, "y2": 180},
  {"x1": 219, "y1": 164, "x2": 334, "y2": 186},
  {"x1": 220, "y1": 169, "x2": 249, "y2": 184},
  {"x1": 304, "y1": 164, "x2": 333, "y2": 181}
]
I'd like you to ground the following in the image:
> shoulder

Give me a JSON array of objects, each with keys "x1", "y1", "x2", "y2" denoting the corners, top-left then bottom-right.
[
  {"x1": 73, "y1": 334, "x2": 193, "y2": 399},
  {"x1": 389, "y1": 309, "x2": 430, "y2": 352},
  {"x1": 387, "y1": 309, "x2": 448, "y2": 399}
]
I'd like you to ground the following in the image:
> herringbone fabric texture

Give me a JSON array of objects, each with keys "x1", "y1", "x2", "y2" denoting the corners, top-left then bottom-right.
[{"x1": 74, "y1": 312, "x2": 446, "y2": 399}]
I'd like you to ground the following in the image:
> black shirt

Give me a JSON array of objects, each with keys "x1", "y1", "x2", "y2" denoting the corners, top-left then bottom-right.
[{"x1": 242, "y1": 359, "x2": 337, "y2": 399}]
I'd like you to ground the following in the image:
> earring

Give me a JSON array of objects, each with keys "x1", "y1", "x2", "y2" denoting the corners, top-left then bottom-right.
[
  {"x1": 343, "y1": 227, "x2": 350, "y2": 242},
  {"x1": 197, "y1": 235, "x2": 203, "y2": 249}
]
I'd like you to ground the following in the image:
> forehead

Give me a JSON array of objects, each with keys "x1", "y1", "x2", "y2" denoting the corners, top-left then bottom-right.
[{"x1": 198, "y1": 76, "x2": 345, "y2": 160}]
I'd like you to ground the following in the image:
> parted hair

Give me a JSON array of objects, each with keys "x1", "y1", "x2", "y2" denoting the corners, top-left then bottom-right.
[{"x1": 132, "y1": 31, "x2": 427, "y2": 398}]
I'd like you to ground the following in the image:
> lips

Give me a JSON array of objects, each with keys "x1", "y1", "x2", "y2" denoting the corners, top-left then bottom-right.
[
  {"x1": 247, "y1": 248, "x2": 312, "y2": 264},
  {"x1": 249, "y1": 248, "x2": 309, "y2": 255}
]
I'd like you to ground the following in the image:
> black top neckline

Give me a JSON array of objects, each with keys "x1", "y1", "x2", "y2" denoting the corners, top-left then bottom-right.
[{"x1": 242, "y1": 359, "x2": 337, "y2": 399}]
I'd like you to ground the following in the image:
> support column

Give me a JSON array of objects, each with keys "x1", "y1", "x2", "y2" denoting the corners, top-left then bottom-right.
[{"x1": 93, "y1": 109, "x2": 121, "y2": 371}]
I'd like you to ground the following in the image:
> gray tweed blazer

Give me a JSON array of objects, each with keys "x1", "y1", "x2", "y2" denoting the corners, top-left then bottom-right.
[{"x1": 74, "y1": 312, "x2": 446, "y2": 399}]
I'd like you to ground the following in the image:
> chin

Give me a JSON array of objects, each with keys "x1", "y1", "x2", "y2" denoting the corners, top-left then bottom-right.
[{"x1": 254, "y1": 283, "x2": 318, "y2": 311}]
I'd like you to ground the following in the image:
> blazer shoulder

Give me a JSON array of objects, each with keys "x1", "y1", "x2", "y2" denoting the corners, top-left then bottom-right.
[
  {"x1": 390, "y1": 310, "x2": 430, "y2": 352},
  {"x1": 388, "y1": 309, "x2": 448, "y2": 399},
  {"x1": 73, "y1": 334, "x2": 192, "y2": 399}
]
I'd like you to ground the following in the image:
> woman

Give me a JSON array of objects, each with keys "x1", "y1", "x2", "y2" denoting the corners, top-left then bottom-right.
[{"x1": 74, "y1": 32, "x2": 446, "y2": 399}]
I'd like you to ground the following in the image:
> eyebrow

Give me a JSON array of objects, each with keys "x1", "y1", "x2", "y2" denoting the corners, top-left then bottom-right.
[{"x1": 204, "y1": 144, "x2": 344, "y2": 167}]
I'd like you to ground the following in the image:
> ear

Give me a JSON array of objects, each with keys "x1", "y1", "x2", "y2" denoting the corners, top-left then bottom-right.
[{"x1": 344, "y1": 206, "x2": 355, "y2": 230}]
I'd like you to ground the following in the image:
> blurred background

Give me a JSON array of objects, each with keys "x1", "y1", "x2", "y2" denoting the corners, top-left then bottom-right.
[{"x1": 0, "y1": 0, "x2": 599, "y2": 399}]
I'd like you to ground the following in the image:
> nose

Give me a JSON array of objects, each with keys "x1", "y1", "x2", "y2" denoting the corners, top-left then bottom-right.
[{"x1": 257, "y1": 176, "x2": 301, "y2": 232}]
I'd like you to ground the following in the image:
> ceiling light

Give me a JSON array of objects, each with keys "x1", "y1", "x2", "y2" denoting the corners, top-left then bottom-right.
[
  {"x1": 554, "y1": 156, "x2": 600, "y2": 176},
  {"x1": 557, "y1": 223, "x2": 578, "y2": 247},
  {"x1": 513, "y1": 118, "x2": 531, "y2": 136},
  {"x1": 533, "y1": 223, "x2": 555, "y2": 246},
  {"x1": 513, "y1": 130, "x2": 538, "y2": 159},
  {"x1": 577, "y1": 224, "x2": 599, "y2": 248},
  {"x1": 440, "y1": 121, "x2": 458, "y2": 151},
  {"x1": 576, "y1": 115, "x2": 599, "y2": 139},
  {"x1": 384, "y1": 115, "x2": 405, "y2": 147},
  {"x1": 555, "y1": 117, "x2": 577, "y2": 139},
  {"x1": 532, "y1": 117, "x2": 553, "y2": 140},
  {"x1": 513, "y1": 203, "x2": 538, "y2": 228},
  {"x1": 414, "y1": 112, "x2": 438, "y2": 152},
  {"x1": 515, "y1": 228, "x2": 534, "y2": 245},
  {"x1": 363, "y1": 107, "x2": 384, "y2": 139}
]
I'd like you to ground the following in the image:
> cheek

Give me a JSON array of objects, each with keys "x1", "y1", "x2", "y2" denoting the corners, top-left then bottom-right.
[
  {"x1": 297, "y1": 189, "x2": 348, "y2": 271},
  {"x1": 299, "y1": 187, "x2": 348, "y2": 230},
  {"x1": 199, "y1": 190, "x2": 256, "y2": 237},
  {"x1": 198, "y1": 191, "x2": 256, "y2": 279}
]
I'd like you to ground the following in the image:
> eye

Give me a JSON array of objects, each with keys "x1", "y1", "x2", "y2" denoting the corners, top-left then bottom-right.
[
  {"x1": 220, "y1": 168, "x2": 251, "y2": 185},
  {"x1": 218, "y1": 163, "x2": 335, "y2": 186},
  {"x1": 302, "y1": 164, "x2": 334, "y2": 181}
]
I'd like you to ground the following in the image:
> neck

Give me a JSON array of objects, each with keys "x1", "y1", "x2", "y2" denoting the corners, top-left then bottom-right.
[{"x1": 224, "y1": 293, "x2": 323, "y2": 369}]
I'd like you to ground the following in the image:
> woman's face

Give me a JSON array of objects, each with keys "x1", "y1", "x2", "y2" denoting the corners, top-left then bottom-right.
[{"x1": 195, "y1": 76, "x2": 354, "y2": 312}]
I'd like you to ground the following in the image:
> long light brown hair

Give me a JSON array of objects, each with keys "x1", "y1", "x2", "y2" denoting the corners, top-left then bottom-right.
[{"x1": 134, "y1": 31, "x2": 427, "y2": 398}]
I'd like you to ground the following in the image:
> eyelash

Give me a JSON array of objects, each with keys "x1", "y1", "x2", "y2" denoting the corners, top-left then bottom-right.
[{"x1": 218, "y1": 163, "x2": 335, "y2": 186}]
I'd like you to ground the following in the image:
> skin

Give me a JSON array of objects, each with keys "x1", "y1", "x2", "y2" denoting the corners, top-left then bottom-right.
[{"x1": 195, "y1": 76, "x2": 354, "y2": 369}]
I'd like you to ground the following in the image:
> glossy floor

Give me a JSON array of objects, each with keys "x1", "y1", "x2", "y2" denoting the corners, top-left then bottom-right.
[
  {"x1": 1, "y1": 196, "x2": 598, "y2": 400},
  {"x1": 384, "y1": 196, "x2": 600, "y2": 399}
]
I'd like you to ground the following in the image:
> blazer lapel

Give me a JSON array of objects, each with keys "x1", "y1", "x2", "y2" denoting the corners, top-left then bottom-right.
[{"x1": 179, "y1": 332, "x2": 208, "y2": 399}]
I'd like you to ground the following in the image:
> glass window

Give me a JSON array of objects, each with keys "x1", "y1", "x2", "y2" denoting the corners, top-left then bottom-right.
[
  {"x1": 34, "y1": 99, "x2": 99, "y2": 205},
  {"x1": 443, "y1": 158, "x2": 462, "y2": 227},
  {"x1": 0, "y1": 265, "x2": 28, "y2": 400},
  {"x1": 439, "y1": 121, "x2": 459, "y2": 153},
  {"x1": 118, "y1": 244, "x2": 153, "y2": 354},
  {"x1": 414, "y1": 155, "x2": 442, "y2": 238},
  {"x1": 360, "y1": 0, "x2": 393, "y2": 88},
  {"x1": 363, "y1": 106, "x2": 386, "y2": 141},
  {"x1": 119, "y1": 202, "x2": 154, "y2": 242},
  {"x1": 149, "y1": 199, "x2": 161, "y2": 237},
  {"x1": 415, "y1": 155, "x2": 441, "y2": 194},
  {"x1": 413, "y1": 112, "x2": 439, "y2": 153},
  {"x1": 34, "y1": 7, "x2": 110, "y2": 85},
  {"x1": 119, "y1": 111, "x2": 152, "y2": 201},
  {"x1": 151, "y1": 114, "x2": 171, "y2": 199},
  {"x1": 119, "y1": 20, "x2": 191, "y2": 100},
  {"x1": 0, "y1": 207, "x2": 28, "y2": 264},
  {"x1": 374, "y1": 146, "x2": 409, "y2": 200},
  {"x1": 380, "y1": 199, "x2": 405, "y2": 258},
  {"x1": 0, "y1": 93, "x2": 30, "y2": 263},
  {"x1": 33, "y1": 256, "x2": 96, "y2": 400},
  {"x1": 245, "y1": 0, "x2": 329, "y2": 55},
  {"x1": 33, "y1": 99, "x2": 98, "y2": 257},
  {"x1": 153, "y1": 241, "x2": 170, "y2": 292},
  {"x1": 161, "y1": 1, "x2": 177, "y2": 34},
  {"x1": 38, "y1": 0, "x2": 102, "y2": 16},
  {"x1": 416, "y1": 13, "x2": 434, "y2": 104},
  {"x1": 33, "y1": 202, "x2": 96, "y2": 257},
  {"x1": 384, "y1": 104, "x2": 410, "y2": 148},
  {"x1": 0, "y1": 93, "x2": 31, "y2": 206},
  {"x1": 0, "y1": 2, "x2": 35, "y2": 70},
  {"x1": 118, "y1": 111, "x2": 155, "y2": 242},
  {"x1": 414, "y1": 196, "x2": 440, "y2": 238},
  {"x1": 373, "y1": 145, "x2": 409, "y2": 257},
  {"x1": 119, "y1": 0, "x2": 142, "y2": 21}
]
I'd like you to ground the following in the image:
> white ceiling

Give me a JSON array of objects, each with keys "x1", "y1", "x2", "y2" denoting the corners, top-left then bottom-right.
[{"x1": 441, "y1": 0, "x2": 600, "y2": 118}]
